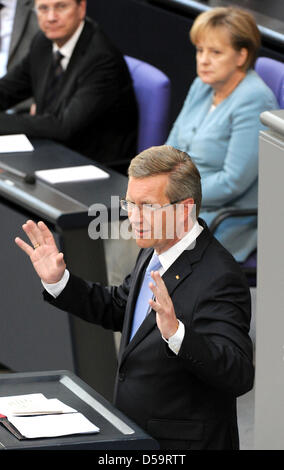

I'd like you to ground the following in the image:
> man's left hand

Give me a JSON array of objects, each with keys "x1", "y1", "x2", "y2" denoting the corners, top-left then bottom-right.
[{"x1": 149, "y1": 271, "x2": 179, "y2": 340}]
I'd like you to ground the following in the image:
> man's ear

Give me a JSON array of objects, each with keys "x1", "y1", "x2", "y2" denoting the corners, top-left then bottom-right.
[
  {"x1": 183, "y1": 198, "x2": 195, "y2": 219},
  {"x1": 79, "y1": 0, "x2": 87, "y2": 20},
  {"x1": 176, "y1": 198, "x2": 196, "y2": 233}
]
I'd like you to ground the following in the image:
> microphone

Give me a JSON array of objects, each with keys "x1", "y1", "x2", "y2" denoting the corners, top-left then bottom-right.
[{"x1": 0, "y1": 163, "x2": 36, "y2": 185}]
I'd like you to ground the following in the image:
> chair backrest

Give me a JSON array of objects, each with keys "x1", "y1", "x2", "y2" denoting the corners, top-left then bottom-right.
[
  {"x1": 124, "y1": 55, "x2": 171, "y2": 152},
  {"x1": 255, "y1": 57, "x2": 284, "y2": 108}
]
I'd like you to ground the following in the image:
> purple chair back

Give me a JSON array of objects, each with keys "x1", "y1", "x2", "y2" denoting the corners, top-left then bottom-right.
[
  {"x1": 255, "y1": 57, "x2": 284, "y2": 108},
  {"x1": 124, "y1": 56, "x2": 171, "y2": 152}
]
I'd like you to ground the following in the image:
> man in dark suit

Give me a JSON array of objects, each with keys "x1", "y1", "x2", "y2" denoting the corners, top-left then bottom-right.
[
  {"x1": 0, "y1": 0, "x2": 38, "y2": 111},
  {"x1": 0, "y1": 0, "x2": 137, "y2": 164},
  {"x1": 15, "y1": 145, "x2": 254, "y2": 450},
  {"x1": 5, "y1": 1, "x2": 38, "y2": 74}
]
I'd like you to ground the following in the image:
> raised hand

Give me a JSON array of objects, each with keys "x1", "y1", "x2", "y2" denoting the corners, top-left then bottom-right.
[
  {"x1": 15, "y1": 220, "x2": 66, "y2": 284},
  {"x1": 149, "y1": 271, "x2": 179, "y2": 340}
]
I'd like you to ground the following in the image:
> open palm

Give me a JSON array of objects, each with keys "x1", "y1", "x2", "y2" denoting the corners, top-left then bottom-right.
[{"x1": 15, "y1": 220, "x2": 66, "y2": 284}]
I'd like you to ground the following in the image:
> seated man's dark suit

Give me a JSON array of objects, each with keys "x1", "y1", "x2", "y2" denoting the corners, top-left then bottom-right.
[
  {"x1": 0, "y1": 18, "x2": 138, "y2": 164},
  {"x1": 7, "y1": 0, "x2": 39, "y2": 73},
  {"x1": 44, "y1": 220, "x2": 254, "y2": 450}
]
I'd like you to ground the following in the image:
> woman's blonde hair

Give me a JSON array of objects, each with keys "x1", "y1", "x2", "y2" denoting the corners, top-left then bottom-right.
[{"x1": 190, "y1": 7, "x2": 261, "y2": 70}]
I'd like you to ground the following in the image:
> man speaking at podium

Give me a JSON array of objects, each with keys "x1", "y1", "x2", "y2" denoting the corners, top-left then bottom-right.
[
  {"x1": 0, "y1": 0, "x2": 137, "y2": 164},
  {"x1": 15, "y1": 146, "x2": 254, "y2": 450}
]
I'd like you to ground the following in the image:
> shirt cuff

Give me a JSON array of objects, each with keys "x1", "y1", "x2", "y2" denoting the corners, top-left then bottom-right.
[
  {"x1": 162, "y1": 319, "x2": 185, "y2": 355},
  {"x1": 41, "y1": 269, "x2": 70, "y2": 298}
]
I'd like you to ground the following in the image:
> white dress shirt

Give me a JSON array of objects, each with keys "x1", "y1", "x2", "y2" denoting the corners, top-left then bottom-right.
[
  {"x1": 43, "y1": 221, "x2": 204, "y2": 354},
  {"x1": 52, "y1": 21, "x2": 84, "y2": 70},
  {"x1": 0, "y1": 0, "x2": 17, "y2": 77}
]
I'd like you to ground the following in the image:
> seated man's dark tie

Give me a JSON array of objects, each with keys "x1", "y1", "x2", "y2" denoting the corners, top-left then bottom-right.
[{"x1": 44, "y1": 51, "x2": 65, "y2": 112}]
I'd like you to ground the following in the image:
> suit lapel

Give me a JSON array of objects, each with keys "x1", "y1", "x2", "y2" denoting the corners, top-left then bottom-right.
[
  {"x1": 118, "y1": 222, "x2": 213, "y2": 367},
  {"x1": 118, "y1": 249, "x2": 153, "y2": 364},
  {"x1": 36, "y1": 40, "x2": 53, "y2": 114},
  {"x1": 118, "y1": 251, "x2": 193, "y2": 366},
  {"x1": 8, "y1": 0, "x2": 33, "y2": 62},
  {"x1": 48, "y1": 20, "x2": 94, "y2": 113}
]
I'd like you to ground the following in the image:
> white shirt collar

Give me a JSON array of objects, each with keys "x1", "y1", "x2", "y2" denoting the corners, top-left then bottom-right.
[
  {"x1": 53, "y1": 20, "x2": 84, "y2": 69},
  {"x1": 156, "y1": 220, "x2": 203, "y2": 274},
  {"x1": 0, "y1": 0, "x2": 17, "y2": 77}
]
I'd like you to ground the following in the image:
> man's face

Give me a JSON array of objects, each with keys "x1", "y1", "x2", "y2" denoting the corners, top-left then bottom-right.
[
  {"x1": 35, "y1": 0, "x2": 86, "y2": 47},
  {"x1": 126, "y1": 175, "x2": 189, "y2": 254}
]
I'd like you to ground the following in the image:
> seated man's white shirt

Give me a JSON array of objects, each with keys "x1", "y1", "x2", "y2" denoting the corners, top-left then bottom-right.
[
  {"x1": 0, "y1": 0, "x2": 17, "y2": 77},
  {"x1": 52, "y1": 21, "x2": 84, "y2": 70}
]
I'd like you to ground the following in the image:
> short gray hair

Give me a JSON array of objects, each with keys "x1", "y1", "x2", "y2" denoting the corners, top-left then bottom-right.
[{"x1": 128, "y1": 145, "x2": 202, "y2": 216}]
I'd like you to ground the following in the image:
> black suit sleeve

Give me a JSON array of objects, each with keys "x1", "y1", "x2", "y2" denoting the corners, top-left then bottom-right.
[
  {"x1": 43, "y1": 271, "x2": 132, "y2": 333},
  {"x1": 0, "y1": 53, "x2": 33, "y2": 109},
  {"x1": 0, "y1": 49, "x2": 130, "y2": 139}
]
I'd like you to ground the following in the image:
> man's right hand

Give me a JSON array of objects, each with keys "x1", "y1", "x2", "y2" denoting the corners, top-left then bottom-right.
[{"x1": 15, "y1": 220, "x2": 66, "y2": 284}]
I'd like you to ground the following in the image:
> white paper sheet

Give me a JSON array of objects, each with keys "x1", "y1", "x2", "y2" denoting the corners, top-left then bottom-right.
[
  {"x1": 35, "y1": 165, "x2": 110, "y2": 184},
  {"x1": 0, "y1": 393, "x2": 75, "y2": 416},
  {"x1": 0, "y1": 393, "x2": 100, "y2": 438},
  {"x1": 8, "y1": 413, "x2": 99, "y2": 438},
  {"x1": 0, "y1": 134, "x2": 34, "y2": 153}
]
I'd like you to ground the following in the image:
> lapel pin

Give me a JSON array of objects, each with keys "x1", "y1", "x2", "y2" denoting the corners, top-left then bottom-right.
[{"x1": 176, "y1": 275, "x2": 180, "y2": 280}]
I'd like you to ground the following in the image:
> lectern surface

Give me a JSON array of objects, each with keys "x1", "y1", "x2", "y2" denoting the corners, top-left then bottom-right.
[{"x1": 0, "y1": 371, "x2": 158, "y2": 450}]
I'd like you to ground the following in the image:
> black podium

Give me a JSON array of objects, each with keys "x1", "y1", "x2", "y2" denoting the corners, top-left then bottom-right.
[
  {"x1": 0, "y1": 139, "x2": 129, "y2": 402},
  {"x1": 0, "y1": 370, "x2": 158, "y2": 450}
]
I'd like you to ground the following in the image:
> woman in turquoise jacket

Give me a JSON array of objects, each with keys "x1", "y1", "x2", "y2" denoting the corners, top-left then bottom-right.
[{"x1": 167, "y1": 7, "x2": 278, "y2": 262}]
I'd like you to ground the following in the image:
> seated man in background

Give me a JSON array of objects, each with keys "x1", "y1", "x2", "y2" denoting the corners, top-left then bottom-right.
[
  {"x1": 0, "y1": 0, "x2": 38, "y2": 77},
  {"x1": 0, "y1": 0, "x2": 138, "y2": 164},
  {"x1": 15, "y1": 145, "x2": 254, "y2": 450},
  {"x1": 0, "y1": 0, "x2": 38, "y2": 111}
]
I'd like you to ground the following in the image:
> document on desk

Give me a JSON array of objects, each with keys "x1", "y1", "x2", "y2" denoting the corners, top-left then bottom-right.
[
  {"x1": 35, "y1": 164, "x2": 110, "y2": 184},
  {"x1": 0, "y1": 393, "x2": 76, "y2": 415},
  {"x1": 0, "y1": 393, "x2": 99, "y2": 439},
  {"x1": 0, "y1": 134, "x2": 34, "y2": 153},
  {"x1": 8, "y1": 412, "x2": 99, "y2": 439}
]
